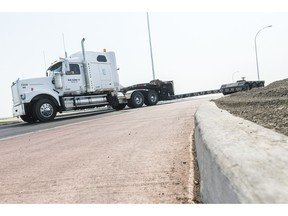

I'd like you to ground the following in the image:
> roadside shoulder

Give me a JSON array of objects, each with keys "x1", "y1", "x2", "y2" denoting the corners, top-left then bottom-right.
[{"x1": 0, "y1": 117, "x2": 22, "y2": 126}]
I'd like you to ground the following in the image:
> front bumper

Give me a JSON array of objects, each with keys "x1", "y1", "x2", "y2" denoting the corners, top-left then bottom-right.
[{"x1": 12, "y1": 103, "x2": 25, "y2": 117}]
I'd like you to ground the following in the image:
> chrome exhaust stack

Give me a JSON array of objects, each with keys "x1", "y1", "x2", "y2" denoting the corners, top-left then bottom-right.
[{"x1": 81, "y1": 38, "x2": 93, "y2": 92}]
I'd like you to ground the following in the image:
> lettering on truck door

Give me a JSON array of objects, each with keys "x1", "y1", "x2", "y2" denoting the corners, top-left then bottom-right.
[{"x1": 63, "y1": 64, "x2": 85, "y2": 94}]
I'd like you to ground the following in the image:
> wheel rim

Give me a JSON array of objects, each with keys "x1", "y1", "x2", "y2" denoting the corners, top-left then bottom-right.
[
  {"x1": 150, "y1": 93, "x2": 157, "y2": 102},
  {"x1": 40, "y1": 103, "x2": 54, "y2": 118},
  {"x1": 135, "y1": 95, "x2": 143, "y2": 105}
]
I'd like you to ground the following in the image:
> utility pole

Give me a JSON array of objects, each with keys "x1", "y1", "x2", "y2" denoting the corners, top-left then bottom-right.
[{"x1": 146, "y1": 12, "x2": 156, "y2": 80}]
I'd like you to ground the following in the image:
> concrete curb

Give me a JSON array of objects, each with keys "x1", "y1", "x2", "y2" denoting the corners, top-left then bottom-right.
[{"x1": 194, "y1": 101, "x2": 288, "y2": 203}]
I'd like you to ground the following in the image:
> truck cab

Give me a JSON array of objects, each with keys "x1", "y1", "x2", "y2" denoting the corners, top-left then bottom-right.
[
  {"x1": 11, "y1": 40, "x2": 125, "y2": 123},
  {"x1": 47, "y1": 51, "x2": 120, "y2": 94}
]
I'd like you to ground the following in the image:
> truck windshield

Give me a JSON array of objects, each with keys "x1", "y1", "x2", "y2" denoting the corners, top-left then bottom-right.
[{"x1": 47, "y1": 62, "x2": 63, "y2": 76}]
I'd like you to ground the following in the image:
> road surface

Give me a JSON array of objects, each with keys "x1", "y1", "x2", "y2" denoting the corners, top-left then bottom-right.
[
  {"x1": 0, "y1": 96, "x2": 219, "y2": 203},
  {"x1": 0, "y1": 108, "x2": 114, "y2": 140}
]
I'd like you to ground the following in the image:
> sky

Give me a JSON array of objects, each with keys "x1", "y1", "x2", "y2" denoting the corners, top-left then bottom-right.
[{"x1": 1, "y1": 1, "x2": 288, "y2": 118}]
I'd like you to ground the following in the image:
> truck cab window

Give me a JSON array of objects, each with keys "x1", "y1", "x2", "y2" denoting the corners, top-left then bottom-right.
[
  {"x1": 66, "y1": 64, "x2": 80, "y2": 75},
  {"x1": 47, "y1": 62, "x2": 62, "y2": 76}
]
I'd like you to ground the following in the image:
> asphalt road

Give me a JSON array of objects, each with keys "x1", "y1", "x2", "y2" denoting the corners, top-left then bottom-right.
[
  {"x1": 0, "y1": 108, "x2": 114, "y2": 140},
  {"x1": 0, "y1": 96, "x2": 219, "y2": 203}
]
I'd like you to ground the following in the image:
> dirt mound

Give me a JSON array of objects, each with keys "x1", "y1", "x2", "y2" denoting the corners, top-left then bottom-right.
[{"x1": 214, "y1": 78, "x2": 288, "y2": 136}]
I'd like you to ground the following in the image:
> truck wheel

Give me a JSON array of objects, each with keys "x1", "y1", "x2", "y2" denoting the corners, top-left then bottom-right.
[
  {"x1": 258, "y1": 82, "x2": 264, "y2": 87},
  {"x1": 112, "y1": 103, "x2": 126, "y2": 110},
  {"x1": 128, "y1": 91, "x2": 144, "y2": 108},
  {"x1": 33, "y1": 99, "x2": 57, "y2": 122},
  {"x1": 144, "y1": 90, "x2": 159, "y2": 106},
  {"x1": 20, "y1": 115, "x2": 37, "y2": 123}
]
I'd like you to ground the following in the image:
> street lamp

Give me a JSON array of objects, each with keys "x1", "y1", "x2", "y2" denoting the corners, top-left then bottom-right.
[{"x1": 254, "y1": 25, "x2": 272, "y2": 81}]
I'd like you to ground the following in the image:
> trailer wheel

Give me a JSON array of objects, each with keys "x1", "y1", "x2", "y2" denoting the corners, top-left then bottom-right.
[
  {"x1": 128, "y1": 91, "x2": 144, "y2": 108},
  {"x1": 251, "y1": 82, "x2": 258, "y2": 89},
  {"x1": 33, "y1": 99, "x2": 57, "y2": 122},
  {"x1": 244, "y1": 83, "x2": 250, "y2": 91},
  {"x1": 144, "y1": 90, "x2": 159, "y2": 106}
]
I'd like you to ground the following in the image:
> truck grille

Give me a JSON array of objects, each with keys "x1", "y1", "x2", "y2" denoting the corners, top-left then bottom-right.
[{"x1": 11, "y1": 81, "x2": 20, "y2": 106}]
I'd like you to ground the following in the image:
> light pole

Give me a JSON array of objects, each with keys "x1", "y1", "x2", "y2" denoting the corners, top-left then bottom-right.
[
  {"x1": 254, "y1": 25, "x2": 272, "y2": 81},
  {"x1": 146, "y1": 12, "x2": 155, "y2": 80}
]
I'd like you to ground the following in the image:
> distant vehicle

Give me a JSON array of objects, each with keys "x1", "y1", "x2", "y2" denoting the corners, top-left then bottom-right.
[
  {"x1": 11, "y1": 38, "x2": 221, "y2": 123},
  {"x1": 220, "y1": 79, "x2": 265, "y2": 95}
]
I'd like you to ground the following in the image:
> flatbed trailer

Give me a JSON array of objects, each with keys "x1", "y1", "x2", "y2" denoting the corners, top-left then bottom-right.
[
  {"x1": 220, "y1": 80, "x2": 265, "y2": 95},
  {"x1": 122, "y1": 79, "x2": 221, "y2": 108},
  {"x1": 170, "y1": 89, "x2": 221, "y2": 99}
]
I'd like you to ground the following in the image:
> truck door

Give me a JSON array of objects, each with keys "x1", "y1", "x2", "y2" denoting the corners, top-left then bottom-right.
[{"x1": 63, "y1": 64, "x2": 85, "y2": 94}]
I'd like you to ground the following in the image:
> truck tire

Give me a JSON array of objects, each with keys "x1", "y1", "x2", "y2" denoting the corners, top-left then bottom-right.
[
  {"x1": 243, "y1": 83, "x2": 250, "y2": 91},
  {"x1": 144, "y1": 90, "x2": 159, "y2": 106},
  {"x1": 112, "y1": 103, "x2": 126, "y2": 110},
  {"x1": 127, "y1": 91, "x2": 144, "y2": 108},
  {"x1": 33, "y1": 99, "x2": 57, "y2": 122},
  {"x1": 20, "y1": 114, "x2": 37, "y2": 123},
  {"x1": 251, "y1": 82, "x2": 258, "y2": 89},
  {"x1": 258, "y1": 82, "x2": 264, "y2": 87}
]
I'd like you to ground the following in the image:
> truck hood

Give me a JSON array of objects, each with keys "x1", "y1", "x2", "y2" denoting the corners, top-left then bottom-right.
[
  {"x1": 12, "y1": 76, "x2": 57, "y2": 100},
  {"x1": 15, "y1": 77, "x2": 54, "y2": 90}
]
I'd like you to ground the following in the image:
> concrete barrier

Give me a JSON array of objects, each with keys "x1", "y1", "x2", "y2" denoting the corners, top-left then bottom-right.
[{"x1": 194, "y1": 102, "x2": 288, "y2": 203}]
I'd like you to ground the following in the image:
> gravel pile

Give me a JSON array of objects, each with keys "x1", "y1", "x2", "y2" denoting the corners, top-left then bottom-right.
[{"x1": 214, "y1": 78, "x2": 288, "y2": 136}]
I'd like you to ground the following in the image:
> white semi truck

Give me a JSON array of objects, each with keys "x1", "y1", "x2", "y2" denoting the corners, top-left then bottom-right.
[{"x1": 11, "y1": 38, "x2": 220, "y2": 123}]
